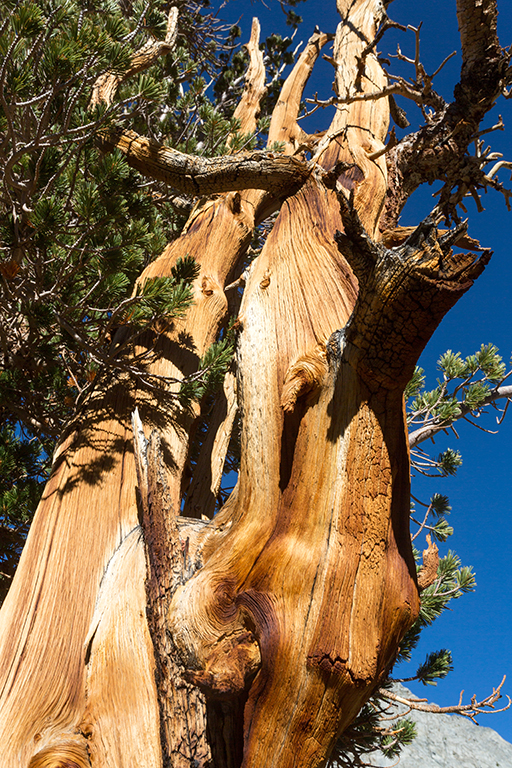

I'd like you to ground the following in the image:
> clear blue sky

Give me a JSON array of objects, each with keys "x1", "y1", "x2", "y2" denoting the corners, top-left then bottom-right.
[{"x1": 216, "y1": 0, "x2": 512, "y2": 742}]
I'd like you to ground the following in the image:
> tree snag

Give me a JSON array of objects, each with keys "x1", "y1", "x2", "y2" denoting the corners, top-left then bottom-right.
[{"x1": 0, "y1": 0, "x2": 508, "y2": 767}]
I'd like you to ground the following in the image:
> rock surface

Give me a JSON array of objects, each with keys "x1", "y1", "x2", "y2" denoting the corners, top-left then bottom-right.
[{"x1": 363, "y1": 685, "x2": 512, "y2": 768}]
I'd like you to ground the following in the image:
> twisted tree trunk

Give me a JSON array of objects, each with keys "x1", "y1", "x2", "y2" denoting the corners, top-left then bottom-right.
[{"x1": 0, "y1": 1, "x2": 501, "y2": 767}]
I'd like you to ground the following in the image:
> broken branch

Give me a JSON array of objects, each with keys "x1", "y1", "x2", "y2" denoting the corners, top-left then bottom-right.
[{"x1": 380, "y1": 677, "x2": 511, "y2": 723}]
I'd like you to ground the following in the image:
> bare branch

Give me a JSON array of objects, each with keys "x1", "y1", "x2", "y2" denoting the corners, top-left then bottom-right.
[
  {"x1": 307, "y1": 23, "x2": 447, "y2": 116},
  {"x1": 382, "y1": 0, "x2": 511, "y2": 227},
  {"x1": 367, "y1": 127, "x2": 398, "y2": 160},
  {"x1": 96, "y1": 127, "x2": 312, "y2": 196},
  {"x1": 89, "y1": 7, "x2": 179, "y2": 108},
  {"x1": 380, "y1": 677, "x2": 511, "y2": 723},
  {"x1": 229, "y1": 18, "x2": 266, "y2": 138},
  {"x1": 306, "y1": 82, "x2": 425, "y2": 109},
  {"x1": 410, "y1": 501, "x2": 433, "y2": 542},
  {"x1": 473, "y1": 114, "x2": 505, "y2": 139},
  {"x1": 268, "y1": 29, "x2": 334, "y2": 152},
  {"x1": 484, "y1": 159, "x2": 512, "y2": 181}
]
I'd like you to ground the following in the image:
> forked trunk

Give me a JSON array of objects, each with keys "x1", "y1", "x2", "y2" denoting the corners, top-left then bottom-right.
[{"x1": 0, "y1": 2, "x2": 490, "y2": 768}]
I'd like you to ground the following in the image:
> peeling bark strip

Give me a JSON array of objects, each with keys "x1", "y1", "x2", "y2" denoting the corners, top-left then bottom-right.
[
  {"x1": 133, "y1": 411, "x2": 211, "y2": 767},
  {"x1": 97, "y1": 127, "x2": 311, "y2": 197}
]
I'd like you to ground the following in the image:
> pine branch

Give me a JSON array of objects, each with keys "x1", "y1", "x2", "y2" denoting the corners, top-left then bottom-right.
[
  {"x1": 409, "y1": 383, "x2": 512, "y2": 448},
  {"x1": 89, "y1": 7, "x2": 179, "y2": 108}
]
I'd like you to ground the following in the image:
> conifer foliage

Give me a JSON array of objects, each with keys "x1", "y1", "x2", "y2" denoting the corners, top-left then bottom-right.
[
  {"x1": 0, "y1": 0, "x2": 309, "y2": 596},
  {"x1": 1, "y1": 0, "x2": 193, "y2": 439}
]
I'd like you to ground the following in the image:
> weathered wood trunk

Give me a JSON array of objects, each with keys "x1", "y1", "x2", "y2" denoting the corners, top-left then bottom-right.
[{"x1": 0, "y1": 2, "x2": 491, "y2": 767}]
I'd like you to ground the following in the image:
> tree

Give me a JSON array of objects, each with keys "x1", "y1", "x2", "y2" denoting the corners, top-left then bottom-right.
[{"x1": 0, "y1": 0, "x2": 511, "y2": 767}]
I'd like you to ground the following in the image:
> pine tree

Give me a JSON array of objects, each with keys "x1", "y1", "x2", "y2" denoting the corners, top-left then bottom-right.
[{"x1": 0, "y1": 1, "x2": 510, "y2": 767}]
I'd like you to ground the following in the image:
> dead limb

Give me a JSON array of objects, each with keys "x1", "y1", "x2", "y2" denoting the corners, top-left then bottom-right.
[
  {"x1": 96, "y1": 127, "x2": 311, "y2": 197},
  {"x1": 380, "y1": 677, "x2": 511, "y2": 723},
  {"x1": 382, "y1": 0, "x2": 511, "y2": 226},
  {"x1": 230, "y1": 18, "x2": 266, "y2": 137},
  {"x1": 89, "y1": 7, "x2": 179, "y2": 109}
]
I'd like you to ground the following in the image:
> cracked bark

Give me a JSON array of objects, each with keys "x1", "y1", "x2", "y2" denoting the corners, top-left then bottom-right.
[{"x1": 96, "y1": 128, "x2": 311, "y2": 198}]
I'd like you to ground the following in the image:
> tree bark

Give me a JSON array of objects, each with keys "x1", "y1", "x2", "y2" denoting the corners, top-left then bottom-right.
[{"x1": 96, "y1": 128, "x2": 312, "y2": 197}]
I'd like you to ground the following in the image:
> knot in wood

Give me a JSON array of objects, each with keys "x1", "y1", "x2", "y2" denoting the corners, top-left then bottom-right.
[
  {"x1": 201, "y1": 276, "x2": 217, "y2": 296},
  {"x1": 259, "y1": 269, "x2": 271, "y2": 289}
]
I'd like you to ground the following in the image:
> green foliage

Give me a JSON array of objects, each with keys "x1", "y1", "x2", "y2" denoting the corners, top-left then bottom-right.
[
  {"x1": 404, "y1": 365, "x2": 426, "y2": 400},
  {"x1": 0, "y1": 424, "x2": 50, "y2": 601},
  {"x1": 396, "y1": 549, "x2": 476, "y2": 670},
  {"x1": 402, "y1": 340, "x2": 507, "y2": 722},
  {"x1": 407, "y1": 343, "x2": 509, "y2": 481},
  {"x1": 429, "y1": 517, "x2": 454, "y2": 542},
  {"x1": 179, "y1": 334, "x2": 235, "y2": 405},
  {"x1": 436, "y1": 447, "x2": 463, "y2": 477},
  {"x1": 414, "y1": 649, "x2": 453, "y2": 686},
  {"x1": 259, "y1": 32, "x2": 299, "y2": 120},
  {"x1": 381, "y1": 718, "x2": 417, "y2": 758},
  {"x1": 408, "y1": 344, "x2": 508, "y2": 434},
  {"x1": 332, "y1": 691, "x2": 417, "y2": 767},
  {"x1": 130, "y1": 275, "x2": 195, "y2": 325},
  {"x1": 0, "y1": 0, "x2": 195, "y2": 440},
  {"x1": 429, "y1": 493, "x2": 451, "y2": 517},
  {"x1": 437, "y1": 349, "x2": 467, "y2": 379},
  {"x1": 410, "y1": 493, "x2": 454, "y2": 543}
]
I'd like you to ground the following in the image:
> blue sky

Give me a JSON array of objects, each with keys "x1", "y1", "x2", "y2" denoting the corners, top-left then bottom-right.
[{"x1": 217, "y1": 0, "x2": 512, "y2": 742}]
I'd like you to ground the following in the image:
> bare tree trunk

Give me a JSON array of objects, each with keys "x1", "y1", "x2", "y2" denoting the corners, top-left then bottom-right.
[{"x1": 0, "y1": 1, "x2": 501, "y2": 767}]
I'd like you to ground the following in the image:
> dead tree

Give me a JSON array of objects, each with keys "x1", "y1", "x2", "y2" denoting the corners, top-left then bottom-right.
[{"x1": 0, "y1": 1, "x2": 510, "y2": 767}]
